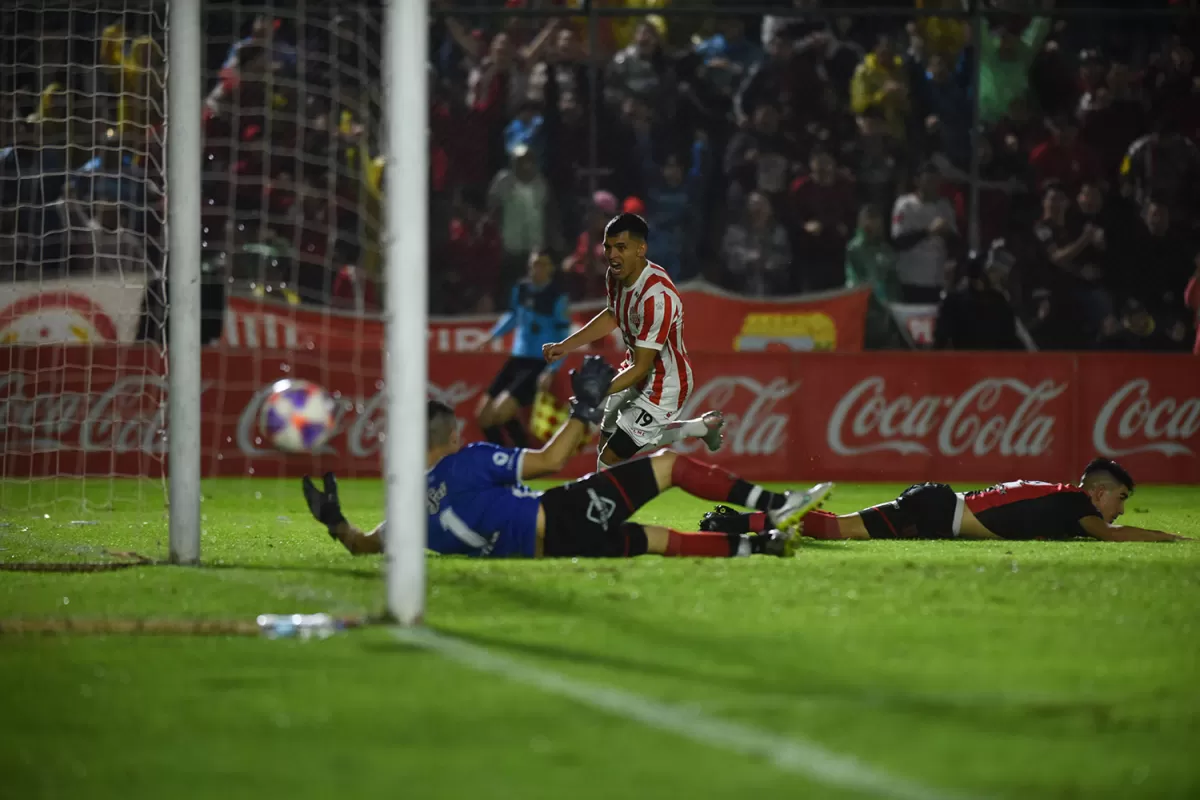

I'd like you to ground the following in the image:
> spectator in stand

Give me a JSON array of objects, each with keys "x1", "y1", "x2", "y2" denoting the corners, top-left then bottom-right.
[
  {"x1": 891, "y1": 162, "x2": 958, "y2": 303},
  {"x1": 1101, "y1": 297, "x2": 1193, "y2": 352},
  {"x1": 734, "y1": 33, "x2": 799, "y2": 128},
  {"x1": 913, "y1": 0, "x2": 968, "y2": 63},
  {"x1": 789, "y1": 149, "x2": 857, "y2": 292},
  {"x1": 724, "y1": 103, "x2": 798, "y2": 214},
  {"x1": 915, "y1": 52, "x2": 972, "y2": 170},
  {"x1": 718, "y1": 191, "x2": 793, "y2": 297},
  {"x1": 605, "y1": 20, "x2": 674, "y2": 115},
  {"x1": 1117, "y1": 199, "x2": 1198, "y2": 325},
  {"x1": 847, "y1": 109, "x2": 906, "y2": 216},
  {"x1": 528, "y1": 23, "x2": 591, "y2": 110},
  {"x1": 845, "y1": 204, "x2": 898, "y2": 298},
  {"x1": 761, "y1": 0, "x2": 828, "y2": 48},
  {"x1": 1122, "y1": 117, "x2": 1200, "y2": 231},
  {"x1": 1078, "y1": 61, "x2": 1148, "y2": 179},
  {"x1": 563, "y1": 190, "x2": 619, "y2": 302},
  {"x1": 441, "y1": 186, "x2": 503, "y2": 314},
  {"x1": 488, "y1": 144, "x2": 561, "y2": 299},
  {"x1": 1029, "y1": 117, "x2": 1102, "y2": 193},
  {"x1": 934, "y1": 250, "x2": 1024, "y2": 351},
  {"x1": 1031, "y1": 181, "x2": 1111, "y2": 348},
  {"x1": 633, "y1": 127, "x2": 710, "y2": 281},
  {"x1": 505, "y1": 98, "x2": 546, "y2": 171},
  {"x1": 850, "y1": 34, "x2": 910, "y2": 143},
  {"x1": 692, "y1": 17, "x2": 762, "y2": 99},
  {"x1": 975, "y1": 3, "x2": 1054, "y2": 124},
  {"x1": 931, "y1": 137, "x2": 1030, "y2": 251}
]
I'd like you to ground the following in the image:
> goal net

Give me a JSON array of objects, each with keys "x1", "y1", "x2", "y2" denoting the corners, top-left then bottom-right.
[
  {"x1": 1, "y1": 1, "x2": 169, "y2": 522},
  {"x1": 0, "y1": 1, "x2": 386, "y2": 552}
]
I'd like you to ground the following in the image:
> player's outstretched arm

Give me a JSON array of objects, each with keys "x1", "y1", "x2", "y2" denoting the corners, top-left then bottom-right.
[
  {"x1": 302, "y1": 472, "x2": 385, "y2": 555},
  {"x1": 521, "y1": 356, "x2": 615, "y2": 479},
  {"x1": 521, "y1": 418, "x2": 589, "y2": 480},
  {"x1": 543, "y1": 309, "x2": 618, "y2": 363},
  {"x1": 1078, "y1": 516, "x2": 1191, "y2": 542}
]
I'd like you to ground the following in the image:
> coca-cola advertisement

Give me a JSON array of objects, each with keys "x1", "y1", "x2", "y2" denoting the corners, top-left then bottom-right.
[{"x1": 2, "y1": 346, "x2": 1197, "y2": 484}]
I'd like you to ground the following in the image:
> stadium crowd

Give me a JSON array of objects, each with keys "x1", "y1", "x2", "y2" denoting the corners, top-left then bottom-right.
[{"x1": 2, "y1": 1, "x2": 1199, "y2": 353}]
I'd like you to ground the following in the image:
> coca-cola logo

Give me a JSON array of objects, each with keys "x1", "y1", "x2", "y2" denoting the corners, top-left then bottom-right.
[
  {"x1": 235, "y1": 380, "x2": 482, "y2": 458},
  {"x1": 827, "y1": 376, "x2": 1064, "y2": 457},
  {"x1": 677, "y1": 376, "x2": 798, "y2": 456},
  {"x1": 1092, "y1": 379, "x2": 1200, "y2": 457},
  {"x1": 0, "y1": 372, "x2": 182, "y2": 454}
]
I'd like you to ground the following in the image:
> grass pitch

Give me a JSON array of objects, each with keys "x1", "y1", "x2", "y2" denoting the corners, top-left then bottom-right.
[{"x1": 1, "y1": 478, "x2": 1198, "y2": 799}]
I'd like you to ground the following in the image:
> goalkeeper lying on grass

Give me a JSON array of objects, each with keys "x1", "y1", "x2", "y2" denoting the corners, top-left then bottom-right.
[{"x1": 303, "y1": 356, "x2": 832, "y2": 559}]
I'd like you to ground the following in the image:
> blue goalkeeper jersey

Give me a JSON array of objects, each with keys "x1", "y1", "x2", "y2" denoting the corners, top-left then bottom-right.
[{"x1": 426, "y1": 443, "x2": 542, "y2": 558}]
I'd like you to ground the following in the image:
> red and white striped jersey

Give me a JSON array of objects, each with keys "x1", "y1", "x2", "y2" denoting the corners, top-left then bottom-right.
[{"x1": 606, "y1": 261, "x2": 694, "y2": 412}]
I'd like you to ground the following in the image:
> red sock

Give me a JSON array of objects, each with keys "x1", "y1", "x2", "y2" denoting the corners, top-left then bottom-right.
[
  {"x1": 670, "y1": 456, "x2": 737, "y2": 502},
  {"x1": 665, "y1": 529, "x2": 737, "y2": 557},
  {"x1": 803, "y1": 510, "x2": 842, "y2": 539},
  {"x1": 747, "y1": 511, "x2": 768, "y2": 532}
]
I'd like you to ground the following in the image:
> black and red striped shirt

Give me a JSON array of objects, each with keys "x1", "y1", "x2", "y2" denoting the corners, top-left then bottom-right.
[{"x1": 964, "y1": 481, "x2": 1101, "y2": 540}]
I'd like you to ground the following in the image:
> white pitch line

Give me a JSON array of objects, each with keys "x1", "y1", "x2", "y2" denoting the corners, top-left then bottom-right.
[{"x1": 394, "y1": 627, "x2": 982, "y2": 800}]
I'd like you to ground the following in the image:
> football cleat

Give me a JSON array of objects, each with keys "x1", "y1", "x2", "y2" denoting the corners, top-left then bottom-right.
[
  {"x1": 700, "y1": 410, "x2": 725, "y2": 453},
  {"x1": 699, "y1": 504, "x2": 742, "y2": 532},
  {"x1": 758, "y1": 528, "x2": 799, "y2": 558},
  {"x1": 769, "y1": 482, "x2": 835, "y2": 533}
]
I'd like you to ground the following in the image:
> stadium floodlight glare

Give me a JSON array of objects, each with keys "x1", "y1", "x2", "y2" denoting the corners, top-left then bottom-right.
[{"x1": 382, "y1": 0, "x2": 428, "y2": 625}]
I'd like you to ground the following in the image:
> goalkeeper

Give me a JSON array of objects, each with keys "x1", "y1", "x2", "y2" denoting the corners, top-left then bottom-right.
[{"x1": 303, "y1": 356, "x2": 832, "y2": 559}]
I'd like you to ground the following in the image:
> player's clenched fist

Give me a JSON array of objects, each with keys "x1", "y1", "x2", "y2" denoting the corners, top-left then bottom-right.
[{"x1": 543, "y1": 341, "x2": 568, "y2": 363}]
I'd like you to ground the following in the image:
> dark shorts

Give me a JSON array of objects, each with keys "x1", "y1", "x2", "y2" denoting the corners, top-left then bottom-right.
[
  {"x1": 539, "y1": 457, "x2": 659, "y2": 557},
  {"x1": 487, "y1": 356, "x2": 545, "y2": 407},
  {"x1": 863, "y1": 482, "x2": 961, "y2": 540}
]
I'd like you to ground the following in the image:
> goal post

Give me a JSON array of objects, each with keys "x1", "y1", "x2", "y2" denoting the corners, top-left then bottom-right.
[
  {"x1": 166, "y1": 0, "x2": 203, "y2": 565},
  {"x1": 383, "y1": 0, "x2": 428, "y2": 625}
]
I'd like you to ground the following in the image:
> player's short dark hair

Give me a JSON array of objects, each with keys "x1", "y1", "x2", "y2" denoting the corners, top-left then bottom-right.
[
  {"x1": 1082, "y1": 457, "x2": 1135, "y2": 493},
  {"x1": 604, "y1": 212, "x2": 648, "y2": 241},
  {"x1": 427, "y1": 400, "x2": 456, "y2": 447}
]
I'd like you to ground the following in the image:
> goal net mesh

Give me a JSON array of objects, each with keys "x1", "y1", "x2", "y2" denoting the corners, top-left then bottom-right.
[{"x1": 0, "y1": 1, "x2": 385, "y2": 543}]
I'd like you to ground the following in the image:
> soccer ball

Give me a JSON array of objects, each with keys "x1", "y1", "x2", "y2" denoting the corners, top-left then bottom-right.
[{"x1": 260, "y1": 379, "x2": 337, "y2": 453}]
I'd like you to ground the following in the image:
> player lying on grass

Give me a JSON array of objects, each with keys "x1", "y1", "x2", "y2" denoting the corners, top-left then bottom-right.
[
  {"x1": 698, "y1": 459, "x2": 1190, "y2": 542},
  {"x1": 302, "y1": 356, "x2": 832, "y2": 559},
  {"x1": 542, "y1": 213, "x2": 724, "y2": 470}
]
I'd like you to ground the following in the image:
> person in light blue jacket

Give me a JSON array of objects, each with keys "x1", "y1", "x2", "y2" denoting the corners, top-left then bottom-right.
[{"x1": 476, "y1": 250, "x2": 571, "y2": 447}]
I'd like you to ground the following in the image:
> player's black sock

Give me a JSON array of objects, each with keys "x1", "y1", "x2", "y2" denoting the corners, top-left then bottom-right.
[
  {"x1": 503, "y1": 419, "x2": 528, "y2": 448},
  {"x1": 482, "y1": 425, "x2": 504, "y2": 444},
  {"x1": 728, "y1": 480, "x2": 786, "y2": 512}
]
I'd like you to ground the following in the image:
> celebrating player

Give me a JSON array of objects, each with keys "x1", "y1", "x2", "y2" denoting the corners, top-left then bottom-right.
[
  {"x1": 541, "y1": 213, "x2": 722, "y2": 469},
  {"x1": 698, "y1": 459, "x2": 1189, "y2": 542},
  {"x1": 302, "y1": 357, "x2": 833, "y2": 560},
  {"x1": 476, "y1": 250, "x2": 571, "y2": 447}
]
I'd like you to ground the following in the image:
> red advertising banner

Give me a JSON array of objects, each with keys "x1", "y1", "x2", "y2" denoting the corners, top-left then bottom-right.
[
  {"x1": 2, "y1": 346, "x2": 1197, "y2": 485},
  {"x1": 223, "y1": 282, "x2": 871, "y2": 354}
]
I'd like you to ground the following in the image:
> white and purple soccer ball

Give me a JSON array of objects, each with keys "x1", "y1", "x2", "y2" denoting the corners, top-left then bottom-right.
[{"x1": 259, "y1": 379, "x2": 337, "y2": 453}]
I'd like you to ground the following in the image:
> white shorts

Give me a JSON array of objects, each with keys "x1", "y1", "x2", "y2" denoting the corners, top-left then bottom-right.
[{"x1": 600, "y1": 388, "x2": 676, "y2": 451}]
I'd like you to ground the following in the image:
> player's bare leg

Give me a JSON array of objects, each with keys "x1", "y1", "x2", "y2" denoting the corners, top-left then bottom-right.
[
  {"x1": 655, "y1": 410, "x2": 726, "y2": 452},
  {"x1": 476, "y1": 391, "x2": 525, "y2": 447}
]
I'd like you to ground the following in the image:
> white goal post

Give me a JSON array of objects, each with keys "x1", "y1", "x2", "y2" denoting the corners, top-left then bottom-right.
[{"x1": 383, "y1": 0, "x2": 428, "y2": 625}]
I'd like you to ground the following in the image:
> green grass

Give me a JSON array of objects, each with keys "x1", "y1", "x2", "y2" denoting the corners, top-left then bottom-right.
[{"x1": 1, "y1": 478, "x2": 1199, "y2": 799}]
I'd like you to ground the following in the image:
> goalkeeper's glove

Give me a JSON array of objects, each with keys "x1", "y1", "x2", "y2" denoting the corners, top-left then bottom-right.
[
  {"x1": 568, "y1": 355, "x2": 616, "y2": 425},
  {"x1": 302, "y1": 472, "x2": 347, "y2": 536}
]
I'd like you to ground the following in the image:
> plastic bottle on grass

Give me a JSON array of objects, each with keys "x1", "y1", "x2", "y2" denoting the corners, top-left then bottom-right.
[{"x1": 256, "y1": 613, "x2": 341, "y2": 640}]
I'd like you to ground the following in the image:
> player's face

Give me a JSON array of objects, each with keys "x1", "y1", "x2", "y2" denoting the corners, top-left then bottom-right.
[
  {"x1": 1091, "y1": 485, "x2": 1129, "y2": 524},
  {"x1": 603, "y1": 231, "x2": 644, "y2": 280},
  {"x1": 529, "y1": 253, "x2": 554, "y2": 285}
]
